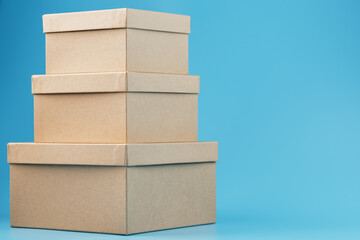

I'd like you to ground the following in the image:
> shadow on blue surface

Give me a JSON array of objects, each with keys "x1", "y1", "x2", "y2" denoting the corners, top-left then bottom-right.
[
  {"x1": 2, "y1": 217, "x2": 360, "y2": 240},
  {"x1": 2, "y1": 219, "x2": 217, "y2": 240}
]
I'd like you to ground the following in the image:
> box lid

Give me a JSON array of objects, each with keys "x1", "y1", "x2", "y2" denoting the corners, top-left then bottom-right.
[
  {"x1": 32, "y1": 72, "x2": 199, "y2": 94},
  {"x1": 7, "y1": 142, "x2": 218, "y2": 166},
  {"x1": 43, "y1": 8, "x2": 190, "y2": 34}
]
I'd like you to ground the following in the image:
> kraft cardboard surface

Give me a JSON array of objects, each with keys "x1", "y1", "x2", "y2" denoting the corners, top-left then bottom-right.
[
  {"x1": 126, "y1": 93, "x2": 197, "y2": 143},
  {"x1": 33, "y1": 72, "x2": 198, "y2": 143},
  {"x1": 46, "y1": 28, "x2": 188, "y2": 75},
  {"x1": 34, "y1": 93, "x2": 127, "y2": 143},
  {"x1": 10, "y1": 7, "x2": 217, "y2": 236},
  {"x1": 126, "y1": 163, "x2": 216, "y2": 234},
  {"x1": 10, "y1": 165, "x2": 127, "y2": 234},
  {"x1": 32, "y1": 72, "x2": 199, "y2": 94},
  {"x1": 125, "y1": 29, "x2": 188, "y2": 74},
  {"x1": 7, "y1": 142, "x2": 218, "y2": 166},
  {"x1": 9, "y1": 142, "x2": 217, "y2": 234},
  {"x1": 43, "y1": 8, "x2": 190, "y2": 34},
  {"x1": 46, "y1": 29, "x2": 126, "y2": 74},
  {"x1": 10, "y1": 163, "x2": 215, "y2": 235},
  {"x1": 34, "y1": 92, "x2": 197, "y2": 143}
]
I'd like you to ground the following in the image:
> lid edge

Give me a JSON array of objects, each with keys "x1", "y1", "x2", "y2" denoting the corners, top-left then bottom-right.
[
  {"x1": 32, "y1": 72, "x2": 200, "y2": 94},
  {"x1": 7, "y1": 142, "x2": 218, "y2": 166},
  {"x1": 43, "y1": 8, "x2": 190, "y2": 34}
]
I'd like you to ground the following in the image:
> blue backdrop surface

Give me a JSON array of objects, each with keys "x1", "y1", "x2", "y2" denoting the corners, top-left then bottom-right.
[{"x1": 1, "y1": 0, "x2": 360, "y2": 239}]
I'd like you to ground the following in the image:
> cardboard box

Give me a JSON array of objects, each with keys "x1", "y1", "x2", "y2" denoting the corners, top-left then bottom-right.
[
  {"x1": 8, "y1": 142, "x2": 217, "y2": 235},
  {"x1": 32, "y1": 72, "x2": 199, "y2": 144},
  {"x1": 43, "y1": 9, "x2": 190, "y2": 75}
]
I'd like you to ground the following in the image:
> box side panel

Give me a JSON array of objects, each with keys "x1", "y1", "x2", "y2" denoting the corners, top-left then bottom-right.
[
  {"x1": 10, "y1": 165, "x2": 127, "y2": 234},
  {"x1": 34, "y1": 93, "x2": 126, "y2": 143},
  {"x1": 46, "y1": 29, "x2": 126, "y2": 74},
  {"x1": 126, "y1": 93, "x2": 197, "y2": 143},
  {"x1": 127, "y1": 163, "x2": 216, "y2": 234},
  {"x1": 126, "y1": 29, "x2": 188, "y2": 74}
]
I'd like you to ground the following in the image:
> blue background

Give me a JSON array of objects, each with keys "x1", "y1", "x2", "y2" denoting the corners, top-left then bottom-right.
[{"x1": 1, "y1": 0, "x2": 360, "y2": 239}]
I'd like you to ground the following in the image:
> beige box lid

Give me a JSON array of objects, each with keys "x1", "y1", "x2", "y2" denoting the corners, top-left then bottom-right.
[
  {"x1": 7, "y1": 142, "x2": 218, "y2": 166},
  {"x1": 43, "y1": 8, "x2": 190, "y2": 34},
  {"x1": 32, "y1": 72, "x2": 199, "y2": 94}
]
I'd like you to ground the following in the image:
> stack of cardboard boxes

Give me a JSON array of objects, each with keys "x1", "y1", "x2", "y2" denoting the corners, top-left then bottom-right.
[{"x1": 7, "y1": 9, "x2": 218, "y2": 235}]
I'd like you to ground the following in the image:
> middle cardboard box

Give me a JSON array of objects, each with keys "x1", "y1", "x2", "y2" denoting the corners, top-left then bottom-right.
[{"x1": 32, "y1": 72, "x2": 199, "y2": 144}]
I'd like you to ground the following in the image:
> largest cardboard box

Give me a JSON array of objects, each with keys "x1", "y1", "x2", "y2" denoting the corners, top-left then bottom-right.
[
  {"x1": 32, "y1": 72, "x2": 199, "y2": 143},
  {"x1": 43, "y1": 8, "x2": 190, "y2": 75},
  {"x1": 8, "y1": 142, "x2": 217, "y2": 235}
]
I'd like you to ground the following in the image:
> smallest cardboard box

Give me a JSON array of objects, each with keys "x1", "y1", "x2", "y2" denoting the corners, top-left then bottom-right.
[
  {"x1": 32, "y1": 72, "x2": 199, "y2": 144},
  {"x1": 8, "y1": 142, "x2": 217, "y2": 235},
  {"x1": 43, "y1": 8, "x2": 190, "y2": 75}
]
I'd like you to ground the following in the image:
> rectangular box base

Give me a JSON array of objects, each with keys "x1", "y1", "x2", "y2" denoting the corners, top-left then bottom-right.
[{"x1": 10, "y1": 163, "x2": 216, "y2": 235}]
